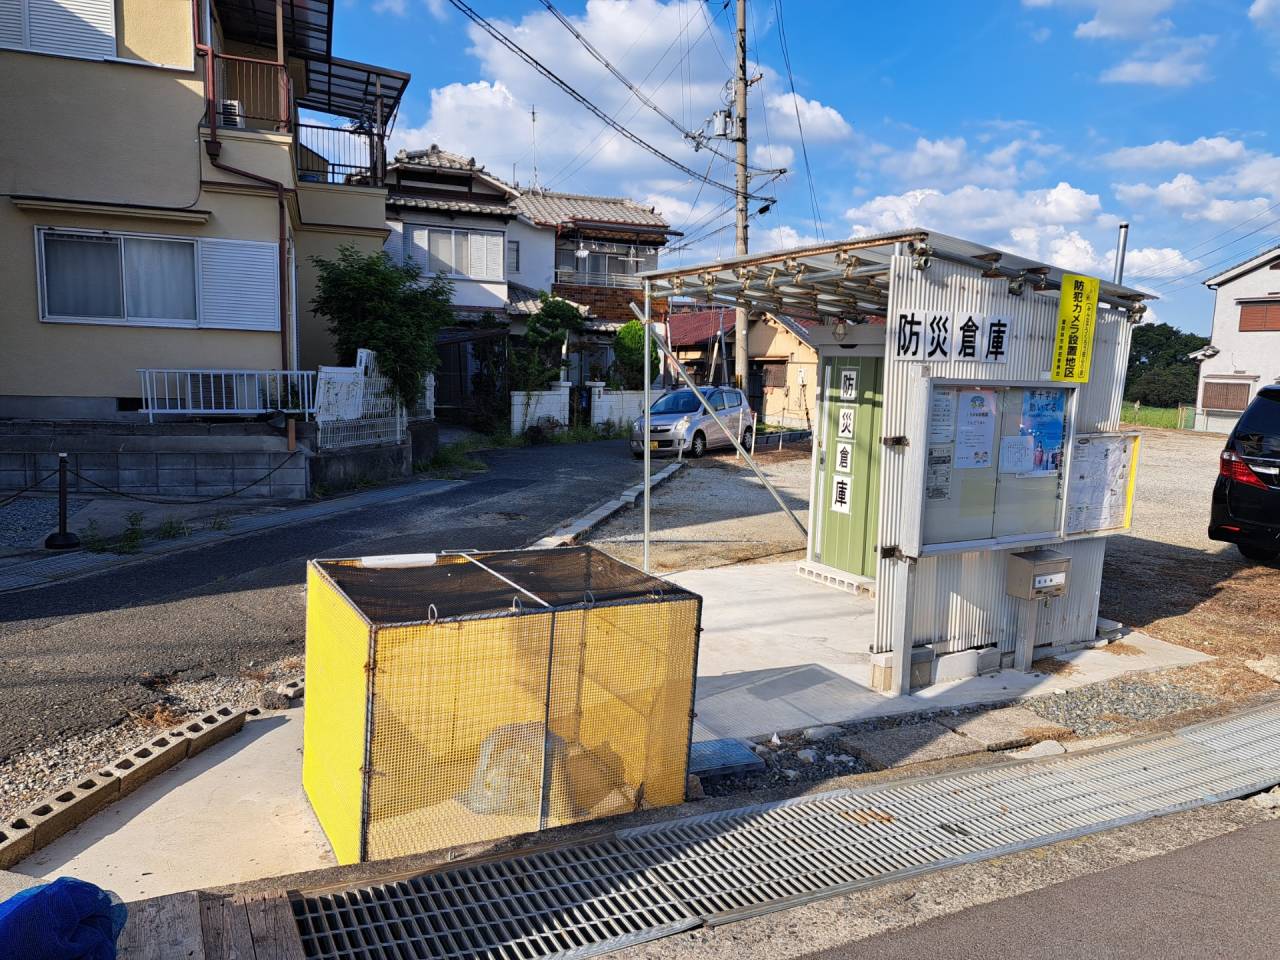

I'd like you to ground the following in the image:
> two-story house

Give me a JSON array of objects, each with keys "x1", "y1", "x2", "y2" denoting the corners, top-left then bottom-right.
[
  {"x1": 1194, "y1": 245, "x2": 1280, "y2": 432},
  {"x1": 380, "y1": 145, "x2": 677, "y2": 417},
  {"x1": 0, "y1": 0, "x2": 408, "y2": 419}
]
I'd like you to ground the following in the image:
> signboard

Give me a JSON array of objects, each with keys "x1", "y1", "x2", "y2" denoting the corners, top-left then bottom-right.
[
  {"x1": 1051, "y1": 274, "x2": 1099, "y2": 383},
  {"x1": 894, "y1": 312, "x2": 1010, "y2": 363},
  {"x1": 834, "y1": 441, "x2": 853, "y2": 474},
  {"x1": 314, "y1": 365, "x2": 364, "y2": 422},
  {"x1": 1065, "y1": 433, "x2": 1140, "y2": 535},
  {"x1": 839, "y1": 369, "x2": 858, "y2": 401}
]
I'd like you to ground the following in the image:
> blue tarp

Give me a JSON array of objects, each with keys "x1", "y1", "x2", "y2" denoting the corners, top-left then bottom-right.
[{"x1": 0, "y1": 877, "x2": 126, "y2": 960}]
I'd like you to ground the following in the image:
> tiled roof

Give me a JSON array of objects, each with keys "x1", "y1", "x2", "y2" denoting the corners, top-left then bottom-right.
[
  {"x1": 386, "y1": 193, "x2": 516, "y2": 217},
  {"x1": 770, "y1": 313, "x2": 820, "y2": 348},
  {"x1": 512, "y1": 190, "x2": 669, "y2": 229},
  {"x1": 390, "y1": 145, "x2": 519, "y2": 196},
  {"x1": 667, "y1": 308, "x2": 734, "y2": 347},
  {"x1": 506, "y1": 282, "x2": 588, "y2": 317}
]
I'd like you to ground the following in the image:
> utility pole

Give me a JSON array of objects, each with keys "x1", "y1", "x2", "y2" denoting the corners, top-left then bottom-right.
[{"x1": 733, "y1": 0, "x2": 749, "y2": 389}]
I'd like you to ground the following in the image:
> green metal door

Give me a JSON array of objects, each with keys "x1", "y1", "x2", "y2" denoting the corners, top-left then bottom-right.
[{"x1": 813, "y1": 355, "x2": 883, "y2": 577}]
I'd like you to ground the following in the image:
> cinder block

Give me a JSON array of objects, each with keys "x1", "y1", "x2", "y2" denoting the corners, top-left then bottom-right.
[
  {"x1": 184, "y1": 705, "x2": 247, "y2": 756},
  {"x1": 155, "y1": 453, "x2": 196, "y2": 470},
  {"x1": 113, "y1": 732, "x2": 189, "y2": 798},
  {"x1": 118, "y1": 469, "x2": 157, "y2": 489},
  {"x1": 0, "y1": 817, "x2": 35, "y2": 869},
  {"x1": 977, "y1": 646, "x2": 1002, "y2": 675},
  {"x1": 933, "y1": 648, "x2": 980, "y2": 684},
  {"x1": 117, "y1": 453, "x2": 157, "y2": 471},
  {"x1": 0, "y1": 453, "x2": 30, "y2": 470},
  {"x1": 276, "y1": 679, "x2": 305, "y2": 702},
  {"x1": 193, "y1": 484, "x2": 235, "y2": 497},
  {"x1": 910, "y1": 646, "x2": 936, "y2": 689},
  {"x1": 156, "y1": 469, "x2": 197, "y2": 488},
  {"x1": 194, "y1": 453, "x2": 236, "y2": 469},
  {"x1": 26, "y1": 770, "x2": 122, "y2": 848},
  {"x1": 232, "y1": 453, "x2": 274, "y2": 469},
  {"x1": 194, "y1": 467, "x2": 234, "y2": 484}
]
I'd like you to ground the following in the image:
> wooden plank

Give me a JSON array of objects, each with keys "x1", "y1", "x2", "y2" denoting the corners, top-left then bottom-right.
[
  {"x1": 118, "y1": 892, "x2": 206, "y2": 960},
  {"x1": 200, "y1": 894, "x2": 255, "y2": 960},
  {"x1": 241, "y1": 891, "x2": 307, "y2": 960}
]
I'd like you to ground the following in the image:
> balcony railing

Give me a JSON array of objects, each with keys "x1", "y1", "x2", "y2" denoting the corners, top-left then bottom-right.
[
  {"x1": 554, "y1": 269, "x2": 643, "y2": 290},
  {"x1": 212, "y1": 53, "x2": 290, "y2": 130},
  {"x1": 296, "y1": 123, "x2": 384, "y2": 186},
  {"x1": 138, "y1": 369, "x2": 316, "y2": 423}
]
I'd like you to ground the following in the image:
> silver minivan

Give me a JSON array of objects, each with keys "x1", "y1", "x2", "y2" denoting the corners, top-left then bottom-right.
[{"x1": 629, "y1": 387, "x2": 752, "y2": 458}]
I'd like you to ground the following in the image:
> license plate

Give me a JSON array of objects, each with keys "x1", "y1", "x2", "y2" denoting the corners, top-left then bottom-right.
[{"x1": 649, "y1": 441, "x2": 658, "y2": 450}]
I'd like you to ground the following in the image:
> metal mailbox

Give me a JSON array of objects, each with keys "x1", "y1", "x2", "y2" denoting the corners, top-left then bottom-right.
[{"x1": 1006, "y1": 548, "x2": 1070, "y2": 600}]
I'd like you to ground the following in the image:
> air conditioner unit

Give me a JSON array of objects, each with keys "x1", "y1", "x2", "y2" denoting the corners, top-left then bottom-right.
[{"x1": 218, "y1": 99, "x2": 245, "y2": 129}]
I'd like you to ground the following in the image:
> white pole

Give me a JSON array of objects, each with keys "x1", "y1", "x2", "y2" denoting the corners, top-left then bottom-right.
[
  {"x1": 1113, "y1": 221, "x2": 1130, "y2": 284},
  {"x1": 643, "y1": 281, "x2": 652, "y2": 573}
]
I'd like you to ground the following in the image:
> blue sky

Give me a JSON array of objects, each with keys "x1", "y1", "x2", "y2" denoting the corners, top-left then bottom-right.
[{"x1": 335, "y1": 0, "x2": 1280, "y2": 334}]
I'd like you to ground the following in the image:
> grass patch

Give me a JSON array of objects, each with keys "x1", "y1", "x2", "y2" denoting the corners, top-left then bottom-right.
[
  {"x1": 1120, "y1": 402, "x2": 1186, "y2": 429},
  {"x1": 156, "y1": 517, "x2": 191, "y2": 540},
  {"x1": 418, "y1": 440, "x2": 490, "y2": 479}
]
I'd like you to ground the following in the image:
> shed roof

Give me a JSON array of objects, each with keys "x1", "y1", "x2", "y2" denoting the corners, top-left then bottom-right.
[
  {"x1": 643, "y1": 228, "x2": 1152, "y2": 318},
  {"x1": 667, "y1": 308, "x2": 734, "y2": 347}
]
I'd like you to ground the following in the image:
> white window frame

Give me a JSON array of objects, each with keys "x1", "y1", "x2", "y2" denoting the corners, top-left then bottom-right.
[
  {"x1": 35, "y1": 227, "x2": 279, "y2": 332},
  {"x1": 1, "y1": 0, "x2": 117, "y2": 61},
  {"x1": 399, "y1": 223, "x2": 504, "y2": 282},
  {"x1": 507, "y1": 238, "x2": 520, "y2": 275}
]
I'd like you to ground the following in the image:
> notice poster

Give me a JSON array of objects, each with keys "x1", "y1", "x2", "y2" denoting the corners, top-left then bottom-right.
[
  {"x1": 954, "y1": 389, "x2": 997, "y2": 469},
  {"x1": 1066, "y1": 434, "x2": 1139, "y2": 534},
  {"x1": 834, "y1": 441, "x2": 853, "y2": 474},
  {"x1": 1014, "y1": 388, "x2": 1067, "y2": 476},
  {"x1": 926, "y1": 445, "x2": 954, "y2": 500},
  {"x1": 1051, "y1": 274, "x2": 1099, "y2": 383},
  {"x1": 928, "y1": 388, "x2": 956, "y2": 444},
  {"x1": 999, "y1": 435, "x2": 1036, "y2": 474}
]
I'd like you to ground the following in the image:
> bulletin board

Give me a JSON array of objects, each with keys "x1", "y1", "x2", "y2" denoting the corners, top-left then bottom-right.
[
  {"x1": 920, "y1": 381, "x2": 1074, "y2": 553},
  {"x1": 1064, "y1": 433, "x2": 1140, "y2": 536}
]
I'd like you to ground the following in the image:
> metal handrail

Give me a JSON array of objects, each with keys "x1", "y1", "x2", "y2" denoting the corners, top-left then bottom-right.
[
  {"x1": 296, "y1": 122, "x2": 384, "y2": 186},
  {"x1": 212, "y1": 53, "x2": 290, "y2": 130},
  {"x1": 555, "y1": 269, "x2": 644, "y2": 289},
  {"x1": 138, "y1": 368, "x2": 316, "y2": 422}
]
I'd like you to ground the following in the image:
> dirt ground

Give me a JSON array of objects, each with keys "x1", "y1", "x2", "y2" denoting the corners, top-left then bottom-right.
[
  {"x1": 1101, "y1": 427, "x2": 1280, "y2": 698},
  {"x1": 587, "y1": 445, "x2": 812, "y2": 573}
]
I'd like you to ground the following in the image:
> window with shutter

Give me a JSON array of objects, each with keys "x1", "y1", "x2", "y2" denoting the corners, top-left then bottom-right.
[
  {"x1": 1239, "y1": 300, "x2": 1280, "y2": 332},
  {"x1": 22, "y1": 0, "x2": 115, "y2": 58},
  {"x1": 1202, "y1": 380, "x2": 1251, "y2": 412},
  {"x1": 0, "y1": 0, "x2": 26, "y2": 47},
  {"x1": 199, "y1": 239, "x2": 279, "y2": 331}
]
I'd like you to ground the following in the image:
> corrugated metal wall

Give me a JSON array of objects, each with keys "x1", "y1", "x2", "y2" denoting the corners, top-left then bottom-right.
[{"x1": 874, "y1": 254, "x2": 1135, "y2": 662}]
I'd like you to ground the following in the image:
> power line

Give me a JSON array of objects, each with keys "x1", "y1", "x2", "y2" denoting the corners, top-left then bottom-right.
[
  {"x1": 772, "y1": 0, "x2": 823, "y2": 239},
  {"x1": 1145, "y1": 231, "x2": 1280, "y2": 292},
  {"x1": 1125, "y1": 201, "x2": 1280, "y2": 284},
  {"x1": 443, "y1": 0, "x2": 766, "y2": 199}
]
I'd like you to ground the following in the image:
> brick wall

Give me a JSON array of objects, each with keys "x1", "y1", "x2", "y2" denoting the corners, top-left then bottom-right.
[{"x1": 553, "y1": 284, "x2": 670, "y2": 326}]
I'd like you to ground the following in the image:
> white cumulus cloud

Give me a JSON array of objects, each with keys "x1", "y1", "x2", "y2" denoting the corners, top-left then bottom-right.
[
  {"x1": 845, "y1": 182, "x2": 1101, "y2": 238},
  {"x1": 1104, "y1": 136, "x2": 1246, "y2": 168},
  {"x1": 1101, "y1": 35, "x2": 1215, "y2": 87},
  {"x1": 765, "y1": 93, "x2": 853, "y2": 142}
]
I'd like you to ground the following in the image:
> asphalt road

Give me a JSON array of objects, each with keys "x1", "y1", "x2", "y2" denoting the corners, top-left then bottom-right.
[
  {"x1": 802, "y1": 819, "x2": 1280, "y2": 960},
  {"x1": 0, "y1": 441, "x2": 649, "y2": 762}
]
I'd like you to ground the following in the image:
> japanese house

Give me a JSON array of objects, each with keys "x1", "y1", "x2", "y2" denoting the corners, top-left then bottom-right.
[{"x1": 1192, "y1": 245, "x2": 1280, "y2": 433}]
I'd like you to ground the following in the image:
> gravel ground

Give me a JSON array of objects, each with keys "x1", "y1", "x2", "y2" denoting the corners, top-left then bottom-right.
[
  {"x1": 0, "y1": 653, "x2": 301, "y2": 824},
  {"x1": 0, "y1": 494, "x2": 89, "y2": 548},
  {"x1": 1023, "y1": 677, "x2": 1218, "y2": 737},
  {"x1": 587, "y1": 445, "x2": 812, "y2": 573}
]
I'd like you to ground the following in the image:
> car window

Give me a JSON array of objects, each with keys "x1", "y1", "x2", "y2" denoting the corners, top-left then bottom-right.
[
  {"x1": 728, "y1": 390, "x2": 743, "y2": 407},
  {"x1": 1235, "y1": 390, "x2": 1280, "y2": 456},
  {"x1": 711, "y1": 390, "x2": 727, "y2": 411},
  {"x1": 650, "y1": 391, "x2": 700, "y2": 414}
]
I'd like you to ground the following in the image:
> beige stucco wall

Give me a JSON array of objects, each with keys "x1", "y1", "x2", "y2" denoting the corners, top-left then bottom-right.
[
  {"x1": 294, "y1": 230, "x2": 385, "y2": 372},
  {"x1": 748, "y1": 317, "x2": 818, "y2": 429},
  {"x1": 0, "y1": 190, "x2": 286, "y2": 400},
  {"x1": 117, "y1": 0, "x2": 194, "y2": 68}
]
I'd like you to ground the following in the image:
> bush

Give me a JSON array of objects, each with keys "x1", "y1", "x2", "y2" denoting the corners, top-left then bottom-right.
[
  {"x1": 510, "y1": 294, "x2": 585, "y2": 392},
  {"x1": 310, "y1": 244, "x2": 453, "y2": 407},
  {"x1": 612, "y1": 318, "x2": 658, "y2": 390}
]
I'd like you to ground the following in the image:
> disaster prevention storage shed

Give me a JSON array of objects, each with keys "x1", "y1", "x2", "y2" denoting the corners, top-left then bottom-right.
[
  {"x1": 304, "y1": 546, "x2": 702, "y2": 864},
  {"x1": 641, "y1": 228, "x2": 1151, "y2": 695}
]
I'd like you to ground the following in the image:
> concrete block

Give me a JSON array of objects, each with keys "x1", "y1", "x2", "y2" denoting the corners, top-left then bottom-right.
[
  {"x1": 910, "y1": 646, "x2": 936, "y2": 689},
  {"x1": 0, "y1": 453, "x2": 29, "y2": 470},
  {"x1": 118, "y1": 469, "x2": 157, "y2": 489},
  {"x1": 0, "y1": 817, "x2": 36, "y2": 869},
  {"x1": 25, "y1": 770, "x2": 122, "y2": 848},
  {"x1": 194, "y1": 453, "x2": 237, "y2": 469},
  {"x1": 113, "y1": 732, "x2": 189, "y2": 798},
  {"x1": 976, "y1": 646, "x2": 1002, "y2": 675},
  {"x1": 192, "y1": 484, "x2": 235, "y2": 497},
  {"x1": 184, "y1": 705, "x2": 247, "y2": 756},
  {"x1": 232, "y1": 453, "x2": 274, "y2": 469},
  {"x1": 155, "y1": 453, "x2": 196, "y2": 470},
  {"x1": 77, "y1": 468, "x2": 120, "y2": 488},
  {"x1": 156, "y1": 469, "x2": 196, "y2": 488},
  {"x1": 194, "y1": 468, "x2": 234, "y2": 485},
  {"x1": 276, "y1": 679, "x2": 304, "y2": 701},
  {"x1": 1010, "y1": 739, "x2": 1067, "y2": 759},
  {"x1": 841, "y1": 722, "x2": 985, "y2": 771},
  {"x1": 0, "y1": 470, "x2": 30, "y2": 491},
  {"x1": 1001, "y1": 651, "x2": 1016, "y2": 670},
  {"x1": 933, "y1": 648, "x2": 980, "y2": 684},
  {"x1": 938, "y1": 707, "x2": 1072, "y2": 751},
  {"x1": 117, "y1": 453, "x2": 157, "y2": 471}
]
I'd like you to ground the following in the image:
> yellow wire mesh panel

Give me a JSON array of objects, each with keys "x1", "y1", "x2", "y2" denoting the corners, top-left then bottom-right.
[
  {"x1": 365, "y1": 613, "x2": 555, "y2": 861},
  {"x1": 302, "y1": 563, "x2": 371, "y2": 866},
  {"x1": 545, "y1": 599, "x2": 700, "y2": 827}
]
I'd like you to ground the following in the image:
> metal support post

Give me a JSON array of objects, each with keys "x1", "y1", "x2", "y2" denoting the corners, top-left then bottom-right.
[
  {"x1": 44, "y1": 453, "x2": 80, "y2": 551},
  {"x1": 642, "y1": 283, "x2": 652, "y2": 573}
]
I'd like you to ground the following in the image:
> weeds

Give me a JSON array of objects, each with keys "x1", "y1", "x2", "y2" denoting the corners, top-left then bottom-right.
[
  {"x1": 115, "y1": 512, "x2": 145, "y2": 554},
  {"x1": 419, "y1": 442, "x2": 489, "y2": 479},
  {"x1": 208, "y1": 513, "x2": 230, "y2": 532},
  {"x1": 156, "y1": 517, "x2": 191, "y2": 540},
  {"x1": 80, "y1": 520, "x2": 108, "y2": 553}
]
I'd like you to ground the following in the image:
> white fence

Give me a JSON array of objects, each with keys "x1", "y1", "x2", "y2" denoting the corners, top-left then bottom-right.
[
  {"x1": 315, "y1": 350, "x2": 414, "y2": 450},
  {"x1": 511, "y1": 381, "x2": 571, "y2": 434},
  {"x1": 587, "y1": 383, "x2": 645, "y2": 429},
  {"x1": 138, "y1": 368, "x2": 316, "y2": 423}
]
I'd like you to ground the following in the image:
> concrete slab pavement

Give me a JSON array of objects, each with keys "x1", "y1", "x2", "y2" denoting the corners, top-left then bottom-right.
[
  {"x1": 11, "y1": 709, "x2": 335, "y2": 901},
  {"x1": 671, "y1": 561, "x2": 1213, "y2": 742}
]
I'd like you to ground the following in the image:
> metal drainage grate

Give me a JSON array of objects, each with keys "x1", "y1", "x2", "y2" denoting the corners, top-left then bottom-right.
[
  {"x1": 293, "y1": 702, "x2": 1280, "y2": 960},
  {"x1": 688, "y1": 739, "x2": 766, "y2": 779}
]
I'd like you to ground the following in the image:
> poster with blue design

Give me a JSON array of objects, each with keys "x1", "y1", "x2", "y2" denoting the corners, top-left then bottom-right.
[{"x1": 1006, "y1": 388, "x2": 1067, "y2": 476}]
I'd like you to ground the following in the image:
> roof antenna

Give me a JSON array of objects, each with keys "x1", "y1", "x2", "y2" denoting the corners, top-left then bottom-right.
[{"x1": 531, "y1": 105, "x2": 540, "y2": 190}]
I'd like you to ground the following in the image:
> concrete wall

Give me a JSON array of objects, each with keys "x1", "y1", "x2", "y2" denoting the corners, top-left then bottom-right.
[
  {"x1": 1198, "y1": 267, "x2": 1280, "y2": 430},
  {"x1": 512, "y1": 382, "x2": 571, "y2": 433},
  {"x1": 506, "y1": 219, "x2": 555, "y2": 291},
  {"x1": 117, "y1": 0, "x2": 195, "y2": 67},
  {"x1": 748, "y1": 317, "x2": 818, "y2": 429},
  {"x1": 589, "y1": 385, "x2": 645, "y2": 428}
]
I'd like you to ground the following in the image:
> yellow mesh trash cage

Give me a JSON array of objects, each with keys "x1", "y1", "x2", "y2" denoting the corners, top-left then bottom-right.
[{"x1": 303, "y1": 546, "x2": 702, "y2": 864}]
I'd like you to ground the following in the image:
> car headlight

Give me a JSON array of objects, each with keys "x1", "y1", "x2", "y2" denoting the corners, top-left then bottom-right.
[{"x1": 674, "y1": 416, "x2": 691, "y2": 433}]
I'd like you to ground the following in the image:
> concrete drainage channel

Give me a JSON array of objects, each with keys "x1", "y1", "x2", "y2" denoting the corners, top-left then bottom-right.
[{"x1": 290, "y1": 701, "x2": 1280, "y2": 960}]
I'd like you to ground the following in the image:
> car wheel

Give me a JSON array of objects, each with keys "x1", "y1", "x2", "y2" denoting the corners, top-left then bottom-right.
[
  {"x1": 741, "y1": 426, "x2": 754, "y2": 449},
  {"x1": 1237, "y1": 543, "x2": 1279, "y2": 564},
  {"x1": 690, "y1": 431, "x2": 707, "y2": 458}
]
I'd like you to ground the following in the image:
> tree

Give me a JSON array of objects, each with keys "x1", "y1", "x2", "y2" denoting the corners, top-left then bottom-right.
[
  {"x1": 611, "y1": 318, "x2": 658, "y2": 390},
  {"x1": 310, "y1": 244, "x2": 453, "y2": 407},
  {"x1": 1123, "y1": 322, "x2": 1208, "y2": 407},
  {"x1": 509, "y1": 293, "x2": 585, "y2": 392}
]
